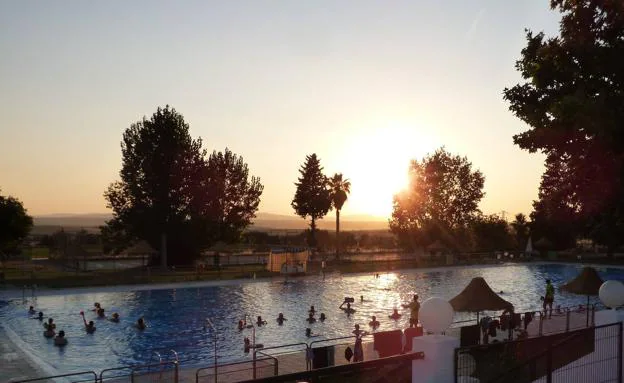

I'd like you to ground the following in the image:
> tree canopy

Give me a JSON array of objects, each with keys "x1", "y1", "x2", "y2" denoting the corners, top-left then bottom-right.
[
  {"x1": 291, "y1": 154, "x2": 332, "y2": 248},
  {"x1": 390, "y1": 148, "x2": 485, "y2": 250},
  {"x1": 504, "y1": 1, "x2": 624, "y2": 252},
  {"x1": 104, "y1": 106, "x2": 263, "y2": 265},
  {"x1": 0, "y1": 189, "x2": 33, "y2": 255}
]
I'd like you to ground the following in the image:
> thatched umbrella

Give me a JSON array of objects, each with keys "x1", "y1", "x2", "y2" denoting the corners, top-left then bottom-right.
[
  {"x1": 450, "y1": 277, "x2": 514, "y2": 322},
  {"x1": 125, "y1": 240, "x2": 157, "y2": 255},
  {"x1": 560, "y1": 267, "x2": 604, "y2": 326}
]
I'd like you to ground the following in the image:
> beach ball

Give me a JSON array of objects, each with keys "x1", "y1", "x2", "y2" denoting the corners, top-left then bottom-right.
[{"x1": 599, "y1": 280, "x2": 624, "y2": 309}]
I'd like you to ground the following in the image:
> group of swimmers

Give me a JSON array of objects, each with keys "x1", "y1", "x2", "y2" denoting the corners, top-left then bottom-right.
[{"x1": 28, "y1": 302, "x2": 148, "y2": 346}]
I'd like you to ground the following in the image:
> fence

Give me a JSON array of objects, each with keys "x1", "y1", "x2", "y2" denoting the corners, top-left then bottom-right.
[
  {"x1": 195, "y1": 357, "x2": 277, "y2": 383},
  {"x1": 455, "y1": 322, "x2": 622, "y2": 383},
  {"x1": 237, "y1": 351, "x2": 425, "y2": 383},
  {"x1": 12, "y1": 371, "x2": 98, "y2": 383}
]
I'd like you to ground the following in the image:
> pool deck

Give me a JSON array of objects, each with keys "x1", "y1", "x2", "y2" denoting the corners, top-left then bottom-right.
[{"x1": 0, "y1": 326, "x2": 47, "y2": 383}]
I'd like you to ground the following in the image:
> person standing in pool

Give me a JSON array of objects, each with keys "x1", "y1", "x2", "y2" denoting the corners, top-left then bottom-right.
[
  {"x1": 543, "y1": 279, "x2": 555, "y2": 319},
  {"x1": 408, "y1": 295, "x2": 420, "y2": 328}
]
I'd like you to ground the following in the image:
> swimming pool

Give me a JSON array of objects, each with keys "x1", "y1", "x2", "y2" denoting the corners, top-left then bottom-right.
[{"x1": 1, "y1": 263, "x2": 623, "y2": 376}]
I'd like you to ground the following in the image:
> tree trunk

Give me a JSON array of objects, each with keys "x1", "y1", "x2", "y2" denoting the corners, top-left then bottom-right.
[
  {"x1": 160, "y1": 232, "x2": 168, "y2": 269},
  {"x1": 310, "y1": 218, "x2": 317, "y2": 250},
  {"x1": 336, "y1": 209, "x2": 341, "y2": 261}
]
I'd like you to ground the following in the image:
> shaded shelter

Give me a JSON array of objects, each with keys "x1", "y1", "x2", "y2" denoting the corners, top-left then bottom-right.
[
  {"x1": 125, "y1": 240, "x2": 158, "y2": 267},
  {"x1": 560, "y1": 267, "x2": 604, "y2": 326},
  {"x1": 449, "y1": 277, "x2": 514, "y2": 322}
]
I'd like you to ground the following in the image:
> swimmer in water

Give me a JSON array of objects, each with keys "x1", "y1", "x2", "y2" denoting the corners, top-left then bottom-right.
[
  {"x1": 136, "y1": 317, "x2": 146, "y2": 330},
  {"x1": 32, "y1": 311, "x2": 44, "y2": 321},
  {"x1": 97, "y1": 308, "x2": 106, "y2": 318},
  {"x1": 85, "y1": 321, "x2": 96, "y2": 334},
  {"x1": 276, "y1": 313, "x2": 286, "y2": 325},
  {"x1": 44, "y1": 327, "x2": 55, "y2": 338},
  {"x1": 256, "y1": 316, "x2": 267, "y2": 326},
  {"x1": 306, "y1": 312, "x2": 317, "y2": 323},
  {"x1": 28, "y1": 306, "x2": 36, "y2": 314},
  {"x1": 309, "y1": 305, "x2": 316, "y2": 314},
  {"x1": 238, "y1": 320, "x2": 245, "y2": 330},
  {"x1": 369, "y1": 316, "x2": 380, "y2": 329},
  {"x1": 44, "y1": 318, "x2": 56, "y2": 331},
  {"x1": 361, "y1": 295, "x2": 364, "y2": 302},
  {"x1": 54, "y1": 330, "x2": 67, "y2": 346},
  {"x1": 340, "y1": 302, "x2": 356, "y2": 315},
  {"x1": 109, "y1": 313, "x2": 120, "y2": 323},
  {"x1": 319, "y1": 313, "x2": 326, "y2": 322},
  {"x1": 92, "y1": 302, "x2": 101, "y2": 312},
  {"x1": 305, "y1": 328, "x2": 319, "y2": 338},
  {"x1": 389, "y1": 308, "x2": 401, "y2": 320}
]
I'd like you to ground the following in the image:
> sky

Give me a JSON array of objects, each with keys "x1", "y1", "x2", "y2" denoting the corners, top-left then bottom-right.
[{"x1": 0, "y1": 0, "x2": 562, "y2": 219}]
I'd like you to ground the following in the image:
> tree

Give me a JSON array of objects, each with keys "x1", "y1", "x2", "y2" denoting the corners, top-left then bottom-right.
[
  {"x1": 504, "y1": 1, "x2": 624, "y2": 253},
  {"x1": 0, "y1": 190, "x2": 33, "y2": 256},
  {"x1": 104, "y1": 106, "x2": 263, "y2": 265},
  {"x1": 390, "y1": 148, "x2": 485, "y2": 250},
  {"x1": 291, "y1": 154, "x2": 332, "y2": 248},
  {"x1": 329, "y1": 173, "x2": 351, "y2": 260},
  {"x1": 511, "y1": 213, "x2": 530, "y2": 251},
  {"x1": 191, "y1": 148, "x2": 263, "y2": 244},
  {"x1": 471, "y1": 214, "x2": 514, "y2": 252}
]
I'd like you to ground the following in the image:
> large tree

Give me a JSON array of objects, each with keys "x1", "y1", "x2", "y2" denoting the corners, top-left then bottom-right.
[
  {"x1": 390, "y1": 148, "x2": 485, "y2": 250},
  {"x1": 192, "y1": 148, "x2": 264, "y2": 244},
  {"x1": 291, "y1": 154, "x2": 332, "y2": 248},
  {"x1": 0, "y1": 190, "x2": 33, "y2": 257},
  {"x1": 510, "y1": 213, "x2": 531, "y2": 251},
  {"x1": 504, "y1": 0, "x2": 624, "y2": 253},
  {"x1": 104, "y1": 106, "x2": 263, "y2": 266},
  {"x1": 471, "y1": 214, "x2": 514, "y2": 252},
  {"x1": 329, "y1": 173, "x2": 351, "y2": 260}
]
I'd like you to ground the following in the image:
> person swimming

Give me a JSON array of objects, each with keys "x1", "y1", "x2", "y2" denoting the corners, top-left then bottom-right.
[
  {"x1": 28, "y1": 306, "x2": 36, "y2": 314},
  {"x1": 306, "y1": 312, "x2": 317, "y2": 323},
  {"x1": 54, "y1": 330, "x2": 67, "y2": 346},
  {"x1": 136, "y1": 317, "x2": 146, "y2": 330},
  {"x1": 33, "y1": 312, "x2": 44, "y2": 321},
  {"x1": 97, "y1": 308, "x2": 106, "y2": 318},
  {"x1": 44, "y1": 318, "x2": 56, "y2": 331},
  {"x1": 44, "y1": 327, "x2": 55, "y2": 338},
  {"x1": 319, "y1": 313, "x2": 326, "y2": 322},
  {"x1": 340, "y1": 302, "x2": 355, "y2": 315},
  {"x1": 389, "y1": 308, "x2": 401, "y2": 320},
  {"x1": 369, "y1": 316, "x2": 380, "y2": 329},
  {"x1": 238, "y1": 320, "x2": 245, "y2": 330},
  {"x1": 256, "y1": 316, "x2": 267, "y2": 326},
  {"x1": 309, "y1": 305, "x2": 316, "y2": 314},
  {"x1": 92, "y1": 302, "x2": 101, "y2": 312},
  {"x1": 109, "y1": 312, "x2": 120, "y2": 323},
  {"x1": 305, "y1": 328, "x2": 319, "y2": 338},
  {"x1": 276, "y1": 313, "x2": 286, "y2": 325},
  {"x1": 85, "y1": 321, "x2": 96, "y2": 334}
]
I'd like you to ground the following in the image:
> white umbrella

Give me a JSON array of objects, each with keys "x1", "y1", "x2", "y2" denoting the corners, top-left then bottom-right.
[{"x1": 525, "y1": 237, "x2": 533, "y2": 254}]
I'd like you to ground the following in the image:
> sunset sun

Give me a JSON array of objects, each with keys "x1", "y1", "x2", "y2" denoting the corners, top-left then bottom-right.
[{"x1": 338, "y1": 123, "x2": 438, "y2": 218}]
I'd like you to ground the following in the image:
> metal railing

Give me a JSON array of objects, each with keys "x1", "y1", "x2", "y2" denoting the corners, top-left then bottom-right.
[
  {"x1": 12, "y1": 371, "x2": 98, "y2": 383},
  {"x1": 195, "y1": 357, "x2": 276, "y2": 383}
]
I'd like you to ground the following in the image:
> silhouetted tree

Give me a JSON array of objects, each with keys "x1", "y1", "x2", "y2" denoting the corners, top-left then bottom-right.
[
  {"x1": 291, "y1": 154, "x2": 332, "y2": 248},
  {"x1": 329, "y1": 173, "x2": 351, "y2": 260},
  {"x1": 504, "y1": 1, "x2": 624, "y2": 254},
  {"x1": 104, "y1": 106, "x2": 263, "y2": 265},
  {"x1": 0, "y1": 189, "x2": 33, "y2": 256},
  {"x1": 471, "y1": 214, "x2": 514, "y2": 252},
  {"x1": 390, "y1": 148, "x2": 485, "y2": 250},
  {"x1": 511, "y1": 213, "x2": 530, "y2": 250}
]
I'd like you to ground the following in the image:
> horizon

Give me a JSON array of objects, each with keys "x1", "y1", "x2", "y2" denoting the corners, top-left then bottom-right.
[{"x1": 0, "y1": 1, "x2": 561, "y2": 219}]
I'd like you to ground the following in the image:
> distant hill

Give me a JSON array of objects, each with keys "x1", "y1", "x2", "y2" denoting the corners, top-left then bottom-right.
[{"x1": 32, "y1": 212, "x2": 389, "y2": 232}]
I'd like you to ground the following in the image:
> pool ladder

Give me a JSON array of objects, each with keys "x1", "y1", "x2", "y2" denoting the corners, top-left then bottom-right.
[{"x1": 148, "y1": 349, "x2": 179, "y2": 371}]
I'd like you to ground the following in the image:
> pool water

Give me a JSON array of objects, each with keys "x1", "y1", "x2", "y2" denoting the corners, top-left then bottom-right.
[{"x1": 1, "y1": 263, "x2": 623, "y2": 375}]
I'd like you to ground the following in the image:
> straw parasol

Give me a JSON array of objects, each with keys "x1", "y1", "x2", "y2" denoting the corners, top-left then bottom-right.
[
  {"x1": 560, "y1": 266, "x2": 604, "y2": 326},
  {"x1": 125, "y1": 240, "x2": 157, "y2": 255},
  {"x1": 450, "y1": 277, "x2": 514, "y2": 322}
]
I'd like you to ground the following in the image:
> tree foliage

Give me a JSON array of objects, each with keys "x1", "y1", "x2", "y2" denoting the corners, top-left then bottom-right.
[
  {"x1": 291, "y1": 154, "x2": 332, "y2": 247},
  {"x1": 471, "y1": 214, "x2": 515, "y2": 252},
  {"x1": 510, "y1": 213, "x2": 531, "y2": 251},
  {"x1": 390, "y1": 148, "x2": 485, "y2": 250},
  {"x1": 504, "y1": 0, "x2": 624, "y2": 252},
  {"x1": 0, "y1": 189, "x2": 33, "y2": 254},
  {"x1": 104, "y1": 106, "x2": 263, "y2": 265}
]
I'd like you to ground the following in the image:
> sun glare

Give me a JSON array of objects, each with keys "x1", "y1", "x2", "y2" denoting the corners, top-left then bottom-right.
[{"x1": 338, "y1": 123, "x2": 438, "y2": 218}]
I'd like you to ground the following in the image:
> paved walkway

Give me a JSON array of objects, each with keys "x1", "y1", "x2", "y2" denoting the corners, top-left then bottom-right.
[{"x1": 0, "y1": 326, "x2": 45, "y2": 383}]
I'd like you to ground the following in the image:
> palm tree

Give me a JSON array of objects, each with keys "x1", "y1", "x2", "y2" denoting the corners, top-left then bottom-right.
[{"x1": 329, "y1": 173, "x2": 351, "y2": 260}]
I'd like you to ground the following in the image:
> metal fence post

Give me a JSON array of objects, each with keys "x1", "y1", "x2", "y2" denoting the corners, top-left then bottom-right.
[
  {"x1": 274, "y1": 358, "x2": 279, "y2": 376},
  {"x1": 546, "y1": 343, "x2": 553, "y2": 383},
  {"x1": 565, "y1": 309, "x2": 570, "y2": 332},
  {"x1": 618, "y1": 322, "x2": 623, "y2": 383},
  {"x1": 539, "y1": 314, "x2": 544, "y2": 336},
  {"x1": 174, "y1": 363, "x2": 179, "y2": 383},
  {"x1": 453, "y1": 348, "x2": 458, "y2": 383}
]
